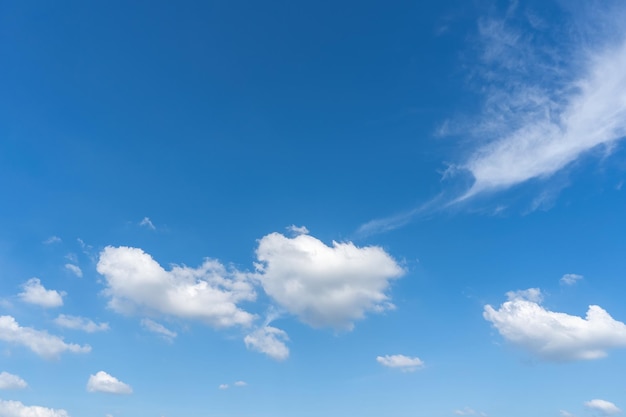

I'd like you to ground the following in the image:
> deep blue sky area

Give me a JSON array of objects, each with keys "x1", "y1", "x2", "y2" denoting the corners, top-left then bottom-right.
[{"x1": 1, "y1": 1, "x2": 626, "y2": 416}]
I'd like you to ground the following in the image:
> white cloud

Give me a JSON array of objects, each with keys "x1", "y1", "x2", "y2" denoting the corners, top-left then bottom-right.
[
  {"x1": 286, "y1": 225, "x2": 309, "y2": 235},
  {"x1": 254, "y1": 232, "x2": 404, "y2": 329},
  {"x1": 54, "y1": 315, "x2": 109, "y2": 333},
  {"x1": 376, "y1": 354, "x2": 424, "y2": 372},
  {"x1": 233, "y1": 380, "x2": 247, "y2": 387},
  {"x1": 97, "y1": 246, "x2": 256, "y2": 328},
  {"x1": 218, "y1": 384, "x2": 229, "y2": 390},
  {"x1": 0, "y1": 315, "x2": 91, "y2": 359},
  {"x1": 87, "y1": 371, "x2": 132, "y2": 395},
  {"x1": 0, "y1": 399, "x2": 70, "y2": 417},
  {"x1": 484, "y1": 289, "x2": 626, "y2": 361},
  {"x1": 454, "y1": 407, "x2": 487, "y2": 416},
  {"x1": 139, "y1": 217, "x2": 156, "y2": 230},
  {"x1": 0, "y1": 372, "x2": 28, "y2": 389},
  {"x1": 43, "y1": 236, "x2": 61, "y2": 245},
  {"x1": 584, "y1": 399, "x2": 622, "y2": 416},
  {"x1": 141, "y1": 319, "x2": 177, "y2": 341},
  {"x1": 456, "y1": 15, "x2": 626, "y2": 200},
  {"x1": 560, "y1": 410, "x2": 576, "y2": 417},
  {"x1": 64, "y1": 264, "x2": 83, "y2": 278},
  {"x1": 560, "y1": 273, "x2": 583, "y2": 285},
  {"x1": 18, "y1": 278, "x2": 65, "y2": 308},
  {"x1": 244, "y1": 326, "x2": 289, "y2": 361}
]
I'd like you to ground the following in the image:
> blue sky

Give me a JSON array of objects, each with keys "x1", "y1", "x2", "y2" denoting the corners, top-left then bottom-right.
[{"x1": 1, "y1": 0, "x2": 626, "y2": 416}]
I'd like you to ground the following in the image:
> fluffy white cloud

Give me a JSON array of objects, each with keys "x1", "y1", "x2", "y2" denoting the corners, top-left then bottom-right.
[
  {"x1": 254, "y1": 232, "x2": 404, "y2": 329},
  {"x1": 484, "y1": 289, "x2": 626, "y2": 361},
  {"x1": 141, "y1": 319, "x2": 177, "y2": 341},
  {"x1": 18, "y1": 278, "x2": 65, "y2": 308},
  {"x1": 64, "y1": 264, "x2": 83, "y2": 278},
  {"x1": 376, "y1": 354, "x2": 424, "y2": 372},
  {"x1": 54, "y1": 315, "x2": 109, "y2": 333},
  {"x1": 0, "y1": 372, "x2": 28, "y2": 389},
  {"x1": 87, "y1": 371, "x2": 132, "y2": 394},
  {"x1": 0, "y1": 315, "x2": 91, "y2": 358},
  {"x1": 244, "y1": 326, "x2": 289, "y2": 361},
  {"x1": 0, "y1": 399, "x2": 69, "y2": 417},
  {"x1": 584, "y1": 399, "x2": 621, "y2": 416},
  {"x1": 560, "y1": 274, "x2": 583, "y2": 285},
  {"x1": 97, "y1": 246, "x2": 256, "y2": 328}
]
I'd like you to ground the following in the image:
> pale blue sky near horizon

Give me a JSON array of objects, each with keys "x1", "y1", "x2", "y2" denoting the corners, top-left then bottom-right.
[{"x1": 1, "y1": 1, "x2": 626, "y2": 416}]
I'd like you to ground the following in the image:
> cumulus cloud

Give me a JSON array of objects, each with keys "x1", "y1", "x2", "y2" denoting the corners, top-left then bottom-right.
[
  {"x1": 141, "y1": 319, "x2": 177, "y2": 341},
  {"x1": 484, "y1": 289, "x2": 626, "y2": 361},
  {"x1": 584, "y1": 399, "x2": 621, "y2": 416},
  {"x1": 0, "y1": 315, "x2": 91, "y2": 358},
  {"x1": 87, "y1": 371, "x2": 132, "y2": 394},
  {"x1": 18, "y1": 278, "x2": 65, "y2": 308},
  {"x1": 376, "y1": 354, "x2": 424, "y2": 372},
  {"x1": 0, "y1": 372, "x2": 28, "y2": 389},
  {"x1": 54, "y1": 315, "x2": 109, "y2": 333},
  {"x1": 64, "y1": 264, "x2": 83, "y2": 278},
  {"x1": 97, "y1": 246, "x2": 256, "y2": 328},
  {"x1": 139, "y1": 217, "x2": 156, "y2": 230},
  {"x1": 244, "y1": 326, "x2": 289, "y2": 361},
  {"x1": 254, "y1": 232, "x2": 404, "y2": 329},
  {"x1": 0, "y1": 399, "x2": 69, "y2": 417},
  {"x1": 560, "y1": 273, "x2": 583, "y2": 285}
]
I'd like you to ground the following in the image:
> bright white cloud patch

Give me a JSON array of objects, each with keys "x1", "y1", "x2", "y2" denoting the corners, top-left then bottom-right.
[
  {"x1": 0, "y1": 372, "x2": 28, "y2": 389},
  {"x1": 560, "y1": 273, "x2": 583, "y2": 285},
  {"x1": 97, "y1": 246, "x2": 256, "y2": 328},
  {"x1": 254, "y1": 232, "x2": 404, "y2": 329},
  {"x1": 64, "y1": 264, "x2": 83, "y2": 278},
  {"x1": 18, "y1": 278, "x2": 65, "y2": 308},
  {"x1": 141, "y1": 319, "x2": 177, "y2": 341},
  {"x1": 0, "y1": 315, "x2": 91, "y2": 358},
  {"x1": 87, "y1": 371, "x2": 132, "y2": 394},
  {"x1": 54, "y1": 315, "x2": 109, "y2": 333},
  {"x1": 484, "y1": 289, "x2": 626, "y2": 361},
  {"x1": 0, "y1": 399, "x2": 70, "y2": 417},
  {"x1": 458, "y1": 20, "x2": 626, "y2": 199},
  {"x1": 584, "y1": 399, "x2": 621, "y2": 416},
  {"x1": 376, "y1": 354, "x2": 424, "y2": 372},
  {"x1": 244, "y1": 326, "x2": 289, "y2": 361}
]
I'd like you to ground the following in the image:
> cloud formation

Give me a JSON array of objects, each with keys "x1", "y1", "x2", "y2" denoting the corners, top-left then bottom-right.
[
  {"x1": 87, "y1": 371, "x2": 133, "y2": 394},
  {"x1": 141, "y1": 318, "x2": 177, "y2": 341},
  {"x1": 0, "y1": 399, "x2": 69, "y2": 417},
  {"x1": 0, "y1": 315, "x2": 91, "y2": 358},
  {"x1": 376, "y1": 354, "x2": 424, "y2": 372},
  {"x1": 54, "y1": 315, "x2": 110, "y2": 333},
  {"x1": 484, "y1": 289, "x2": 626, "y2": 361},
  {"x1": 254, "y1": 232, "x2": 404, "y2": 329},
  {"x1": 560, "y1": 273, "x2": 583, "y2": 286},
  {"x1": 244, "y1": 326, "x2": 289, "y2": 361},
  {"x1": 584, "y1": 399, "x2": 622, "y2": 416},
  {"x1": 64, "y1": 264, "x2": 83, "y2": 278},
  {"x1": 18, "y1": 278, "x2": 65, "y2": 308},
  {"x1": 0, "y1": 372, "x2": 28, "y2": 389},
  {"x1": 97, "y1": 246, "x2": 256, "y2": 328}
]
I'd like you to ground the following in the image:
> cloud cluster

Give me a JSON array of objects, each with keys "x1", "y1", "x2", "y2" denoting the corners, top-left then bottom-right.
[
  {"x1": 484, "y1": 289, "x2": 626, "y2": 361},
  {"x1": 0, "y1": 372, "x2": 28, "y2": 390},
  {"x1": 54, "y1": 315, "x2": 109, "y2": 333},
  {"x1": 97, "y1": 246, "x2": 256, "y2": 328},
  {"x1": 254, "y1": 233, "x2": 404, "y2": 329},
  {"x1": 87, "y1": 371, "x2": 132, "y2": 394},
  {"x1": 0, "y1": 399, "x2": 69, "y2": 417},
  {"x1": 18, "y1": 278, "x2": 65, "y2": 308},
  {"x1": 376, "y1": 354, "x2": 424, "y2": 372},
  {"x1": 0, "y1": 315, "x2": 91, "y2": 358}
]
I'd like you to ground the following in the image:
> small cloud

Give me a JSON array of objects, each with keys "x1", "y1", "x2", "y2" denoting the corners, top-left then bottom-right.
[
  {"x1": 0, "y1": 371, "x2": 28, "y2": 389},
  {"x1": 244, "y1": 326, "x2": 289, "y2": 361},
  {"x1": 141, "y1": 319, "x2": 177, "y2": 341},
  {"x1": 454, "y1": 407, "x2": 487, "y2": 416},
  {"x1": 54, "y1": 314, "x2": 109, "y2": 333},
  {"x1": 218, "y1": 384, "x2": 229, "y2": 390},
  {"x1": 65, "y1": 264, "x2": 83, "y2": 278},
  {"x1": 505, "y1": 288, "x2": 543, "y2": 303},
  {"x1": 43, "y1": 236, "x2": 61, "y2": 245},
  {"x1": 139, "y1": 217, "x2": 156, "y2": 230},
  {"x1": 0, "y1": 399, "x2": 69, "y2": 417},
  {"x1": 584, "y1": 399, "x2": 621, "y2": 416},
  {"x1": 560, "y1": 410, "x2": 576, "y2": 417},
  {"x1": 234, "y1": 381, "x2": 247, "y2": 387},
  {"x1": 286, "y1": 225, "x2": 309, "y2": 235},
  {"x1": 87, "y1": 371, "x2": 132, "y2": 395},
  {"x1": 18, "y1": 278, "x2": 65, "y2": 308},
  {"x1": 376, "y1": 354, "x2": 424, "y2": 372},
  {"x1": 560, "y1": 273, "x2": 583, "y2": 286}
]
